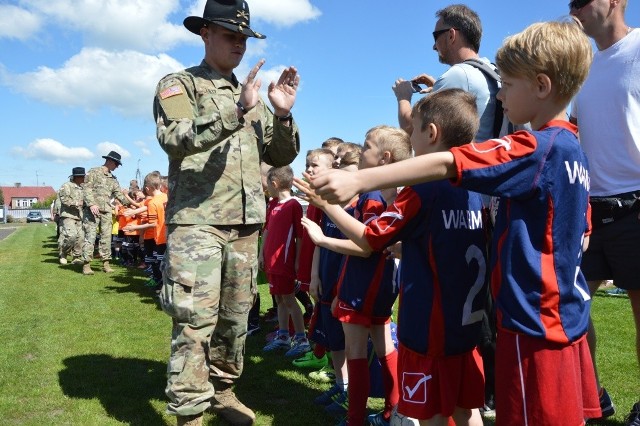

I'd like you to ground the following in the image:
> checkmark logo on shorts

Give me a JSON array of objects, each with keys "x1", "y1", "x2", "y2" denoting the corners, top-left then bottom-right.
[{"x1": 402, "y1": 372, "x2": 432, "y2": 403}]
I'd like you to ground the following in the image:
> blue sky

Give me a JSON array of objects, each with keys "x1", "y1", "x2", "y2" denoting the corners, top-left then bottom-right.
[{"x1": 1, "y1": 0, "x2": 638, "y2": 191}]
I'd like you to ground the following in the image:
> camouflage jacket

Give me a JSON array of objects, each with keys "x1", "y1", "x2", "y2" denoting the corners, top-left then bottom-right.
[
  {"x1": 153, "y1": 60, "x2": 300, "y2": 225},
  {"x1": 83, "y1": 166, "x2": 128, "y2": 213},
  {"x1": 58, "y1": 181, "x2": 84, "y2": 220}
]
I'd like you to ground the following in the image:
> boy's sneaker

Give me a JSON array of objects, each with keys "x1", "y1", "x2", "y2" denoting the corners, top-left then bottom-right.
[
  {"x1": 285, "y1": 337, "x2": 311, "y2": 357},
  {"x1": 309, "y1": 365, "x2": 336, "y2": 383},
  {"x1": 626, "y1": 402, "x2": 640, "y2": 426},
  {"x1": 480, "y1": 395, "x2": 496, "y2": 419},
  {"x1": 262, "y1": 334, "x2": 290, "y2": 352},
  {"x1": 144, "y1": 278, "x2": 158, "y2": 287},
  {"x1": 587, "y1": 387, "x2": 615, "y2": 424},
  {"x1": 325, "y1": 390, "x2": 348, "y2": 418},
  {"x1": 292, "y1": 352, "x2": 328, "y2": 369},
  {"x1": 605, "y1": 287, "x2": 628, "y2": 297},
  {"x1": 263, "y1": 307, "x2": 278, "y2": 323},
  {"x1": 247, "y1": 323, "x2": 260, "y2": 336},
  {"x1": 367, "y1": 412, "x2": 390, "y2": 426},
  {"x1": 314, "y1": 383, "x2": 342, "y2": 406}
]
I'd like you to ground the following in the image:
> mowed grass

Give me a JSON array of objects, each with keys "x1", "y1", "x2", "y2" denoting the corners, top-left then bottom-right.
[{"x1": 0, "y1": 224, "x2": 636, "y2": 425}]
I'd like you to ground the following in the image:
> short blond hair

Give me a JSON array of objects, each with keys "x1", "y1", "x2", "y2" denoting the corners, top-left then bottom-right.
[
  {"x1": 496, "y1": 19, "x2": 593, "y2": 105},
  {"x1": 365, "y1": 125, "x2": 413, "y2": 163}
]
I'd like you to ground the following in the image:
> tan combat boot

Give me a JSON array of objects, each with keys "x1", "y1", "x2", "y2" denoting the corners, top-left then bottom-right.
[
  {"x1": 102, "y1": 260, "x2": 113, "y2": 273},
  {"x1": 82, "y1": 263, "x2": 94, "y2": 275},
  {"x1": 210, "y1": 387, "x2": 255, "y2": 425},
  {"x1": 176, "y1": 414, "x2": 203, "y2": 426}
]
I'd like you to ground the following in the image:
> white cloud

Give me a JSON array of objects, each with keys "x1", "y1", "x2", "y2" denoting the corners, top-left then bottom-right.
[
  {"x1": 97, "y1": 142, "x2": 131, "y2": 159},
  {"x1": 12, "y1": 139, "x2": 95, "y2": 163},
  {"x1": 133, "y1": 140, "x2": 152, "y2": 156},
  {"x1": 5, "y1": 48, "x2": 184, "y2": 118},
  {"x1": 250, "y1": 0, "x2": 322, "y2": 28},
  {"x1": 0, "y1": 5, "x2": 41, "y2": 41},
  {"x1": 21, "y1": 0, "x2": 191, "y2": 52}
]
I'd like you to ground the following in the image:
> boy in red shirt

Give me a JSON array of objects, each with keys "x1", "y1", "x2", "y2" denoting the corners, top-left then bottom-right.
[{"x1": 260, "y1": 166, "x2": 309, "y2": 357}]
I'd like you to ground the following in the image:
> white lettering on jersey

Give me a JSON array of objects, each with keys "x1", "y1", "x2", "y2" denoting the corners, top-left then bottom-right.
[
  {"x1": 442, "y1": 210, "x2": 483, "y2": 230},
  {"x1": 564, "y1": 161, "x2": 590, "y2": 191}
]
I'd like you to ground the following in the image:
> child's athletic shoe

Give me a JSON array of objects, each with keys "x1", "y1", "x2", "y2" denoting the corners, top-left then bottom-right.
[
  {"x1": 626, "y1": 402, "x2": 640, "y2": 426},
  {"x1": 309, "y1": 365, "x2": 336, "y2": 383},
  {"x1": 314, "y1": 383, "x2": 342, "y2": 406},
  {"x1": 587, "y1": 387, "x2": 615, "y2": 424},
  {"x1": 480, "y1": 395, "x2": 496, "y2": 419},
  {"x1": 292, "y1": 352, "x2": 328, "y2": 369},
  {"x1": 262, "y1": 334, "x2": 290, "y2": 352},
  {"x1": 285, "y1": 337, "x2": 311, "y2": 357},
  {"x1": 324, "y1": 390, "x2": 348, "y2": 418},
  {"x1": 247, "y1": 323, "x2": 260, "y2": 337},
  {"x1": 367, "y1": 412, "x2": 390, "y2": 426},
  {"x1": 263, "y1": 307, "x2": 278, "y2": 323},
  {"x1": 605, "y1": 287, "x2": 627, "y2": 297}
]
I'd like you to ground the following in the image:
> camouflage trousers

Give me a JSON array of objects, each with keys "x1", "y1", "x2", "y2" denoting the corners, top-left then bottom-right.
[
  {"x1": 159, "y1": 224, "x2": 260, "y2": 417},
  {"x1": 82, "y1": 209, "x2": 113, "y2": 262},
  {"x1": 58, "y1": 217, "x2": 84, "y2": 258}
]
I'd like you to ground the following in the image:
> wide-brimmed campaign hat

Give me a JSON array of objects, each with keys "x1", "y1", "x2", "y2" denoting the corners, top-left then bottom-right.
[
  {"x1": 102, "y1": 151, "x2": 122, "y2": 166},
  {"x1": 70, "y1": 167, "x2": 85, "y2": 177},
  {"x1": 184, "y1": 0, "x2": 266, "y2": 39}
]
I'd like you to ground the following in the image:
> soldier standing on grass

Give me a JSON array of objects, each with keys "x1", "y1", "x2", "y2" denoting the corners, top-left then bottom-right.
[
  {"x1": 81, "y1": 151, "x2": 130, "y2": 275},
  {"x1": 57, "y1": 167, "x2": 85, "y2": 265},
  {"x1": 153, "y1": 0, "x2": 300, "y2": 424}
]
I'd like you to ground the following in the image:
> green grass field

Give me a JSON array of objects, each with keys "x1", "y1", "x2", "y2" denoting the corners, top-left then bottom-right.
[{"x1": 0, "y1": 224, "x2": 636, "y2": 425}]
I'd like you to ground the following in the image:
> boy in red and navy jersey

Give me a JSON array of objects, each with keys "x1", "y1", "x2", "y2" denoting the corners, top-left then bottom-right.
[
  {"x1": 306, "y1": 20, "x2": 601, "y2": 426},
  {"x1": 298, "y1": 96, "x2": 487, "y2": 425}
]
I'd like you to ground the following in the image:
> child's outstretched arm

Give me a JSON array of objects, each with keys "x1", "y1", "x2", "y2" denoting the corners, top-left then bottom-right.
[
  {"x1": 301, "y1": 217, "x2": 371, "y2": 257},
  {"x1": 293, "y1": 177, "x2": 373, "y2": 252},
  {"x1": 309, "y1": 151, "x2": 456, "y2": 204}
]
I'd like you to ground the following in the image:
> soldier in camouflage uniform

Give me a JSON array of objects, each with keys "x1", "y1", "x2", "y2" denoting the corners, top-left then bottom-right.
[
  {"x1": 81, "y1": 151, "x2": 130, "y2": 275},
  {"x1": 154, "y1": 1, "x2": 300, "y2": 425},
  {"x1": 57, "y1": 167, "x2": 86, "y2": 265}
]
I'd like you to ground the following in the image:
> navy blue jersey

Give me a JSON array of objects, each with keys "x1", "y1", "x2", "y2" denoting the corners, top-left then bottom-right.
[
  {"x1": 365, "y1": 180, "x2": 488, "y2": 356},
  {"x1": 318, "y1": 208, "x2": 348, "y2": 304},
  {"x1": 336, "y1": 191, "x2": 398, "y2": 318},
  {"x1": 451, "y1": 120, "x2": 591, "y2": 343}
]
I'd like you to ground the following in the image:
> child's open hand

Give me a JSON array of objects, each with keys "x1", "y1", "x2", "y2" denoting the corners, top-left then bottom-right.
[
  {"x1": 307, "y1": 169, "x2": 362, "y2": 205},
  {"x1": 293, "y1": 173, "x2": 329, "y2": 209},
  {"x1": 301, "y1": 216, "x2": 324, "y2": 245}
]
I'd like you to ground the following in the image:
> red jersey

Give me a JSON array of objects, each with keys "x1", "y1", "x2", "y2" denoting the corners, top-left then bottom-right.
[{"x1": 263, "y1": 197, "x2": 303, "y2": 279}]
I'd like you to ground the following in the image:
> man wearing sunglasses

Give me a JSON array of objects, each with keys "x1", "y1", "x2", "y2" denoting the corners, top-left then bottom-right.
[
  {"x1": 392, "y1": 5, "x2": 499, "y2": 144},
  {"x1": 569, "y1": 1, "x2": 640, "y2": 425}
]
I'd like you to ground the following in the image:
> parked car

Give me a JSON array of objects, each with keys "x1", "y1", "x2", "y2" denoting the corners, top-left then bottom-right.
[{"x1": 26, "y1": 211, "x2": 43, "y2": 223}]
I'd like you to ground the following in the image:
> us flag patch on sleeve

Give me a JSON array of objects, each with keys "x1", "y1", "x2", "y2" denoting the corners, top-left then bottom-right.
[{"x1": 160, "y1": 85, "x2": 183, "y2": 99}]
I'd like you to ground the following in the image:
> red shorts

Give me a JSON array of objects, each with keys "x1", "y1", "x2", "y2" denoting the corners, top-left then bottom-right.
[
  {"x1": 495, "y1": 330, "x2": 601, "y2": 426},
  {"x1": 267, "y1": 273, "x2": 296, "y2": 295},
  {"x1": 333, "y1": 299, "x2": 390, "y2": 326},
  {"x1": 397, "y1": 344, "x2": 484, "y2": 420}
]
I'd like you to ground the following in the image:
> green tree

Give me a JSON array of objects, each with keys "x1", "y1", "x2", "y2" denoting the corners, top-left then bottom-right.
[
  {"x1": 0, "y1": 188, "x2": 4, "y2": 205},
  {"x1": 31, "y1": 194, "x2": 57, "y2": 209}
]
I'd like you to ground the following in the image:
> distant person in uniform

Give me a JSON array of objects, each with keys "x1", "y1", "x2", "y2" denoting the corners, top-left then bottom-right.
[
  {"x1": 57, "y1": 167, "x2": 85, "y2": 265},
  {"x1": 81, "y1": 151, "x2": 130, "y2": 275}
]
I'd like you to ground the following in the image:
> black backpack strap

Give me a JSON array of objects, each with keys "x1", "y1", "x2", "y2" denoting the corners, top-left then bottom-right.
[
  {"x1": 462, "y1": 59, "x2": 503, "y2": 138},
  {"x1": 462, "y1": 58, "x2": 501, "y2": 83}
]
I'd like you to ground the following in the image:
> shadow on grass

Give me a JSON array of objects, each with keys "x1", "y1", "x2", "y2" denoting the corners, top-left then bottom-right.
[
  {"x1": 59, "y1": 354, "x2": 168, "y2": 425},
  {"x1": 103, "y1": 267, "x2": 163, "y2": 308}
]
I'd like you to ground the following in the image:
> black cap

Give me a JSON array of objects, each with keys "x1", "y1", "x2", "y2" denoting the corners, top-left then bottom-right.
[
  {"x1": 71, "y1": 167, "x2": 86, "y2": 177},
  {"x1": 102, "y1": 151, "x2": 122, "y2": 166},
  {"x1": 183, "y1": 0, "x2": 266, "y2": 39}
]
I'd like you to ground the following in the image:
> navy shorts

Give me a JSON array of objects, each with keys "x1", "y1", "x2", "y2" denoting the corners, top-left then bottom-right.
[
  {"x1": 581, "y1": 211, "x2": 640, "y2": 290},
  {"x1": 319, "y1": 303, "x2": 345, "y2": 351}
]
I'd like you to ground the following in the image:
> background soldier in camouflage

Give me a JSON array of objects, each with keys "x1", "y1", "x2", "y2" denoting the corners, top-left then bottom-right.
[
  {"x1": 154, "y1": 1, "x2": 300, "y2": 425},
  {"x1": 81, "y1": 151, "x2": 130, "y2": 275},
  {"x1": 57, "y1": 167, "x2": 86, "y2": 265}
]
